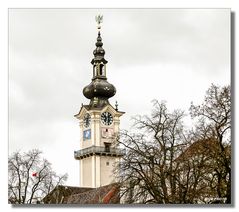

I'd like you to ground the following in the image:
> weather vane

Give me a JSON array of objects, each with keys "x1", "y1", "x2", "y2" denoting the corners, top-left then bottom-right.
[{"x1": 95, "y1": 14, "x2": 103, "y2": 31}]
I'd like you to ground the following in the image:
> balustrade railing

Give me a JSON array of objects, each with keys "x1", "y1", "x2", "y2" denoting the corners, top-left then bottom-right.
[{"x1": 74, "y1": 146, "x2": 125, "y2": 158}]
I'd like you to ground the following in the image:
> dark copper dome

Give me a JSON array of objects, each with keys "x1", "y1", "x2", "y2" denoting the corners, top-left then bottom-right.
[{"x1": 83, "y1": 79, "x2": 116, "y2": 99}]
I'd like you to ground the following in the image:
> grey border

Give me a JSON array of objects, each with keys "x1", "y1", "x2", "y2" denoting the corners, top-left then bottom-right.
[{"x1": 8, "y1": 8, "x2": 234, "y2": 208}]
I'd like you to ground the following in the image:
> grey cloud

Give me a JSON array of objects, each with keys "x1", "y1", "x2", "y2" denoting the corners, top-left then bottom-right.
[{"x1": 9, "y1": 9, "x2": 230, "y2": 186}]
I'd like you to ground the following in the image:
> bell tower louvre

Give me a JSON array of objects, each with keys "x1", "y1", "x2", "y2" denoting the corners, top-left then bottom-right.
[{"x1": 74, "y1": 15, "x2": 125, "y2": 188}]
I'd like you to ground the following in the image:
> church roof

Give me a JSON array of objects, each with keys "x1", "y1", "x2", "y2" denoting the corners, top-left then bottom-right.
[
  {"x1": 67, "y1": 183, "x2": 120, "y2": 204},
  {"x1": 175, "y1": 138, "x2": 231, "y2": 162},
  {"x1": 42, "y1": 185, "x2": 93, "y2": 204},
  {"x1": 42, "y1": 183, "x2": 120, "y2": 204}
]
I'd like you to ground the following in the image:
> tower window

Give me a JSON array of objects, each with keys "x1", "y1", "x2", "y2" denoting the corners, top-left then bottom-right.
[
  {"x1": 105, "y1": 143, "x2": 110, "y2": 152},
  {"x1": 99, "y1": 64, "x2": 104, "y2": 75},
  {"x1": 106, "y1": 162, "x2": 109, "y2": 166}
]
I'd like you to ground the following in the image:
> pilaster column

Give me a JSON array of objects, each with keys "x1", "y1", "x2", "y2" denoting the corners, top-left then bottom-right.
[
  {"x1": 95, "y1": 156, "x2": 101, "y2": 187},
  {"x1": 92, "y1": 156, "x2": 96, "y2": 187},
  {"x1": 79, "y1": 120, "x2": 83, "y2": 149},
  {"x1": 91, "y1": 112, "x2": 101, "y2": 146},
  {"x1": 80, "y1": 160, "x2": 83, "y2": 186}
]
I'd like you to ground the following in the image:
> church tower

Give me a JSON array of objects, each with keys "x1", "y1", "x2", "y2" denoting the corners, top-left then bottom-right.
[{"x1": 74, "y1": 16, "x2": 125, "y2": 188}]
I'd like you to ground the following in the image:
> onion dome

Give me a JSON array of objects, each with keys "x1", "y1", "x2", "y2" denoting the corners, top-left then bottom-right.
[
  {"x1": 83, "y1": 78, "x2": 116, "y2": 99},
  {"x1": 83, "y1": 29, "x2": 116, "y2": 108}
]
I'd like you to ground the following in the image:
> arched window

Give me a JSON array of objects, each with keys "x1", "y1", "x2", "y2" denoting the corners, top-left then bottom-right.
[{"x1": 99, "y1": 64, "x2": 104, "y2": 76}]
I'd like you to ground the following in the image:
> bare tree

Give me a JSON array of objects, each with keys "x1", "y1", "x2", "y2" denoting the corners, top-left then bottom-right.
[
  {"x1": 115, "y1": 84, "x2": 231, "y2": 204},
  {"x1": 190, "y1": 84, "x2": 231, "y2": 203},
  {"x1": 8, "y1": 149, "x2": 68, "y2": 204},
  {"x1": 115, "y1": 100, "x2": 189, "y2": 203}
]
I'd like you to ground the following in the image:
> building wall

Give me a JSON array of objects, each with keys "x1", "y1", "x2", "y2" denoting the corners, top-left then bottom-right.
[
  {"x1": 82, "y1": 157, "x2": 92, "y2": 187},
  {"x1": 100, "y1": 156, "x2": 118, "y2": 186},
  {"x1": 82, "y1": 139, "x2": 91, "y2": 149}
]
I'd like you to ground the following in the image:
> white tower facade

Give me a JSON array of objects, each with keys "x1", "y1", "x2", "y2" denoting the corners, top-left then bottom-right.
[
  {"x1": 74, "y1": 18, "x2": 125, "y2": 188},
  {"x1": 74, "y1": 105, "x2": 124, "y2": 188}
]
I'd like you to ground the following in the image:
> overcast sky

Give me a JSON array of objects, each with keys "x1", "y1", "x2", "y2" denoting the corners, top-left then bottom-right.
[{"x1": 9, "y1": 9, "x2": 230, "y2": 186}]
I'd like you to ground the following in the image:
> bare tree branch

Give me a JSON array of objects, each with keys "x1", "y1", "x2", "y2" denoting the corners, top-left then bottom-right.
[{"x1": 8, "y1": 149, "x2": 68, "y2": 204}]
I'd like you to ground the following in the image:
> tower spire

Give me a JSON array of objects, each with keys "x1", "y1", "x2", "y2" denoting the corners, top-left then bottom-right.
[
  {"x1": 91, "y1": 15, "x2": 107, "y2": 67},
  {"x1": 91, "y1": 14, "x2": 107, "y2": 66},
  {"x1": 83, "y1": 15, "x2": 116, "y2": 108}
]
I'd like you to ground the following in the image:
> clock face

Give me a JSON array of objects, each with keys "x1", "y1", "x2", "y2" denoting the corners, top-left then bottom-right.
[
  {"x1": 83, "y1": 113, "x2": 91, "y2": 128},
  {"x1": 101, "y1": 112, "x2": 113, "y2": 126},
  {"x1": 83, "y1": 129, "x2": 91, "y2": 140}
]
